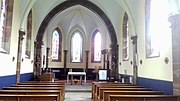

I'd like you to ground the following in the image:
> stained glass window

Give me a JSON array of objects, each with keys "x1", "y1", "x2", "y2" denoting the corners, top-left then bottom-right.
[
  {"x1": 52, "y1": 28, "x2": 62, "y2": 62},
  {"x1": 91, "y1": 30, "x2": 101, "y2": 63},
  {"x1": 0, "y1": 0, "x2": 13, "y2": 53},
  {"x1": 145, "y1": 0, "x2": 170, "y2": 58},
  {"x1": 25, "y1": 10, "x2": 32, "y2": 59},
  {"x1": 122, "y1": 12, "x2": 129, "y2": 61},
  {"x1": 71, "y1": 31, "x2": 83, "y2": 63}
]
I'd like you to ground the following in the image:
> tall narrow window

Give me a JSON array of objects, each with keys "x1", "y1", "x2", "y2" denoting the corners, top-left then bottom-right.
[
  {"x1": 145, "y1": 0, "x2": 171, "y2": 58},
  {"x1": 25, "y1": 10, "x2": 32, "y2": 58},
  {"x1": 52, "y1": 28, "x2": 62, "y2": 62},
  {"x1": 0, "y1": 0, "x2": 14, "y2": 53},
  {"x1": 71, "y1": 31, "x2": 83, "y2": 63},
  {"x1": 122, "y1": 12, "x2": 129, "y2": 61},
  {"x1": 91, "y1": 30, "x2": 102, "y2": 63}
]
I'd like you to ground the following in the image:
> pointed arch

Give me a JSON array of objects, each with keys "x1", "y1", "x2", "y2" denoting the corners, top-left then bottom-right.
[
  {"x1": 36, "y1": 0, "x2": 117, "y2": 46},
  {"x1": 35, "y1": 0, "x2": 118, "y2": 78}
]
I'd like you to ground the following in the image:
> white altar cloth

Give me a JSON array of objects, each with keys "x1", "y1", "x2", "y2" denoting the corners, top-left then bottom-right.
[{"x1": 67, "y1": 72, "x2": 86, "y2": 84}]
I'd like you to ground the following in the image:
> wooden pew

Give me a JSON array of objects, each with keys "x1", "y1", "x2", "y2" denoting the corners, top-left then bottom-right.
[
  {"x1": 23, "y1": 80, "x2": 65, "y2": 83},
  {"x1": 18, "y1": 82, "x2": 65, "y2": 85},
  {"x1": 11, "y1": 84, "x2": 65, "y2": 94},
  {"x1": 17, "y1": 81, "x2": 65, "y2": 100},
  {"x1": 108, "y1": 94, "x2": 180, "y2": 101},
  {"x1": 3, "y1": 86, "x2": 64, "y2": 101},
  {"x1": 94, "y1": 83, "x2": 144, "y2": 101},
  {"x1": 95, "y1": 87, "x2": 152, "y2": 101},
  {"x1": 95, "y1": 84, "x2": 143, "y2": 100},
  {"x1": 17, "y1": 82, "x2": 65, "y2": 93},
  {"x1": 12, "y1": 84, "x2": 65, "y2": 100},
  {"x1": 103, "y1": 91, "x2": 164, "y2": 101},
  {"x1": 0, "y1": 94, "x2": 58, "y2": 101},
  {"x1": 3, "y1": 86, "x2": 63, "y2": 90},
  {"x1": 12, "y1": 84, "x2": 64, "y2": 87},
  {"x1": 92, "y1": 82, "x2": 134, "y2": 100},
  {"x1": 0, "y1": 90, "x2": 61, "y2": 101}
]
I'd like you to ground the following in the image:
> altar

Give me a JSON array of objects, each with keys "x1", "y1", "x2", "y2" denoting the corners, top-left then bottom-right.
[{"x1": 67, "y1": 72, "x2": 86, "y2": 85}]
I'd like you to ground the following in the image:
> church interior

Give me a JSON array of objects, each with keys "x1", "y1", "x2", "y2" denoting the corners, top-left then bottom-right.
[{"x1": 0, "y1": 0, "x2": 180, "y2": 101}]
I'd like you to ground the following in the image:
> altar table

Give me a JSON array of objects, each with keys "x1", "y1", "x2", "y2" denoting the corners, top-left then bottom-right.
[{"x1": 67, "y1": 72, "x2": 86, "y2": 85}]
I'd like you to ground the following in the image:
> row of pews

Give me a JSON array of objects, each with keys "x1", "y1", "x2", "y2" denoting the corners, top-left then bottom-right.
[
  {"x1": 0, "y1": 80, "x2": 65, "y2": 101},
  {"x1": 92, "y1": 82, "x2": 180, "y2": 101}
]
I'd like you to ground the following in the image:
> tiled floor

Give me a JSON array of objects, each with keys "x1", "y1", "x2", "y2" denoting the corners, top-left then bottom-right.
[
  {"x1": 65, "y1": 83, "x2": 92, "y2": 101},
  {"x1": 65, "y1": 92, "x2": 92, "y2": 101}
]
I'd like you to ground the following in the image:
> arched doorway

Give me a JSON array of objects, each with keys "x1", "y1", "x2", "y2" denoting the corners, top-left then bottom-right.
[{"x1": 34, "y1": 0, "x2": 118, "y2": 80}]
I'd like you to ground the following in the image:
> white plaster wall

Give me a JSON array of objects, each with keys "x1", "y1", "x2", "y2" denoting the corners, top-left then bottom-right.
[
  {"x1": 134, "y1": 0, "x2": 173, "y2": 81},
  {"x1": 44, "y1": 24, "x2": 111, "y2": 69},
  {"x1": 0, "y1": 0, "x2": 34, "y2": 76},
  {"x1": 116, "y1": 0, "x2": 174, "y2": 82}
]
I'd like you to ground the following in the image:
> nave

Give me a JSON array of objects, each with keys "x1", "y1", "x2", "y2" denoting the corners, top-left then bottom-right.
[{"x1": 0, "y1": 80, "x2": 179, "y2": 101}]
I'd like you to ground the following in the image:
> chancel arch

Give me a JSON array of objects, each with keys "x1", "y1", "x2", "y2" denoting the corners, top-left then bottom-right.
[{"x1": 35, "y1": 0, "x2": 118, "y2": 80}]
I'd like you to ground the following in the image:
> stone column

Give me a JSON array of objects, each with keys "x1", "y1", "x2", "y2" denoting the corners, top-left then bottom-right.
[
  {"x1": 110, "y1": 44, "x2": 119, "y2": 81},
  {"x1": 101, "y1": 49, "x2": 107, "y2": 69},
  {"x1": 85, "y1": 50, "x2": 89, "y2": 72},
  {"x1": 45, "y1": 47, "x2": 50, "y2": 72},
  {"x1": 63, "y1": 50, "x2": 68, "y2": 76},
  {"x1": 131, "y1": 35, "x2": 138, "y2": 85},
  {"x1": 169, "y1": 13, "x2": 180, "y2": 95},
  {"x1": 16, "y1": 30, "x2": 25, "y2": 84},
  {"x1": 33, "y1": 41, "x2": 43, "y2": 80},
  {"x1": 106, "y1": 50, "x2": 110, "y2": 82}
]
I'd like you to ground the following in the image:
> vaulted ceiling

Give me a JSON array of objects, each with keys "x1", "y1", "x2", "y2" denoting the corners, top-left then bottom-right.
[
  {"x1": 18, "y1": 0, "x2": 142, "y2": 44},
  {"x1": 47, "y1": 5, "x2": 106, "y2": 36}
]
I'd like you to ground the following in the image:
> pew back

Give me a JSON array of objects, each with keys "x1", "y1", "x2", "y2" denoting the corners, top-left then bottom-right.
[
  {"x1": 92, "y1": 82, "x2": 134, "y2": 100},
  {"x1": 0, "y1": 89, "x2": 62, "y2": 101},
  {"x1": 96, "y1": 87, "x2": 152, "y2": 101},
  {"x1": 108, "y1": 95, "x2": 180, "y2": 101},
  {"x1": 0, "y1": 94, "x2": 59, "y2": 101},
  {"x1": 103, "y1": 91, "x2": 164, "y2": 101}
]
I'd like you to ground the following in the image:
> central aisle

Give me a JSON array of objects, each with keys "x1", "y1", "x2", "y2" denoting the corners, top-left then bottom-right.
[{"x1": 65, "y1": 83, "x2": 92, "y2": 101}]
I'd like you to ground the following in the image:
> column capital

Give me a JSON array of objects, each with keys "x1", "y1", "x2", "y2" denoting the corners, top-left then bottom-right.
[
  {"x1": 19, "y1": 30, "x2": 25, "y2": 41},
  {"x1": 131, "y1": 35, "x2": 138, "y2": 45},
  {"x1": 101, "y1": 49, "x2": 108, "y2": 54},
  {"x1": 64, "y1": 50, "x2": 68, "y2": 52},
  {"x1": 34, "y1": 41, "x2": 44, "y2": 48},
  {"x1": 85, "y1": 50, "x2": 89, "y2": 53}
]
